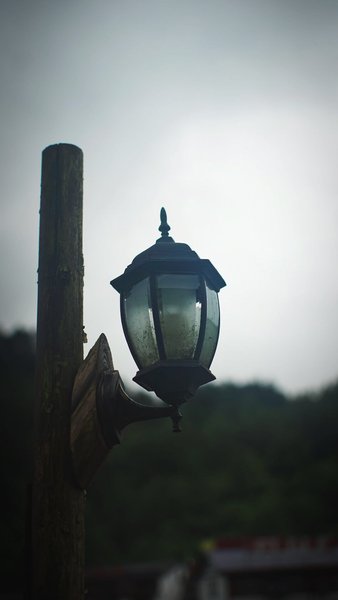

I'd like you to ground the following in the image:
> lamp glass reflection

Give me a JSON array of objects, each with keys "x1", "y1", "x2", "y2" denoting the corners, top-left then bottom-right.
[
  {"x1": 123, "y1": 277, "x2": 159, "y2": 368},
  {"x1": 199, "y1": 283, "x2": 220, "y2": 368},
  {"x1": 157, "y1": 274, "x2": 201, "y2": 359},
  {"x1": 122, "y1": 272, "x2": 220, "y2": 375}
]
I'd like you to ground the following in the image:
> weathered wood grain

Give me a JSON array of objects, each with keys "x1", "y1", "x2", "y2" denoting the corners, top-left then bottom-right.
[
  {"x1": 71, "y1": 333, "x2": 114, "y2": 489},
  {"x1": 32, "y1": 144, "x2": 85, "y2": 599}
]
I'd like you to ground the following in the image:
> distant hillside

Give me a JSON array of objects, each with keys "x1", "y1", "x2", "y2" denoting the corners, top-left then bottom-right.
[
  {"x1": 0, "y1": 330, "x2": 35, "y2": 589},
  {"x1": 86, "y1": 378, "x2": 338, "y2": 565},
  {"x1": 0, "y1": 330, "x2": 337, "y2": 585}
]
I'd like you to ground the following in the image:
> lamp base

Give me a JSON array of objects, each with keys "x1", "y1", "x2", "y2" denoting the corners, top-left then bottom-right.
[{"x1": 133, "y1": 360, "x2": 215, "y2": 406}]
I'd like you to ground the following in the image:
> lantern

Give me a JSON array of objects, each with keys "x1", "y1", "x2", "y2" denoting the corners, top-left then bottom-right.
[{"x1": 111, "y1": 208, "x2": 226, "y2": 407}]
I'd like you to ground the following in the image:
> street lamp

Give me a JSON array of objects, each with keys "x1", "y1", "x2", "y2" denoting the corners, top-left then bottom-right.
[
  {"x1": 32, "y1": 144, "x2": 226, "y2": 599},
  {"x1": 72, "y1": 209, "x2": 226, "y2": 492},
  {"x1": 111, "y1": 207, "x2": 226, "y2": 410}
]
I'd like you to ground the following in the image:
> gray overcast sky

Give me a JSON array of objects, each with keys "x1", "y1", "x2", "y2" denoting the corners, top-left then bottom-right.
[{"x1": 1, "y1": 0, "x2": 338, "y2": 395}]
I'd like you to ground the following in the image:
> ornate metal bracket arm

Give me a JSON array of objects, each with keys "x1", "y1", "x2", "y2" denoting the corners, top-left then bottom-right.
[
  {"x1": 70, "y1": 333, "x2": 181, "y2": 489},
  {"x1": 97, "y1": 369, "x2": 182, "y2": 447}
]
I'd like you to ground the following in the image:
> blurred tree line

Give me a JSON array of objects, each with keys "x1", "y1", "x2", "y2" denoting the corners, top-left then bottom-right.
[{"x1": 1, "y1": 330, "x2": 338, "y2": 585}]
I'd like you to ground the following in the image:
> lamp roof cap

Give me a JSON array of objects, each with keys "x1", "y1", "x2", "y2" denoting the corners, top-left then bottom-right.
[{"x1": 110, "y1": 208, "x2": 226, "y2": 293}]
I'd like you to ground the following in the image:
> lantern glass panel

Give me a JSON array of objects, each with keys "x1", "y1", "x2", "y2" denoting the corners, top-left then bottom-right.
[
  {"x1": 157, "y1": 274, "x2": 202, "y2": 359},
  {"x1": 123, "y1": 278, "x2": 159, "y2": 368},
  {"x1": 199, "y1": 283, "x2": 220, "y2": 368}
]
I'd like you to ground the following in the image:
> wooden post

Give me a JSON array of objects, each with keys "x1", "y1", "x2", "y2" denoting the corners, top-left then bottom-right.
[{"x1": 32, "y1": 144, "x2": 86, "y2": 599}]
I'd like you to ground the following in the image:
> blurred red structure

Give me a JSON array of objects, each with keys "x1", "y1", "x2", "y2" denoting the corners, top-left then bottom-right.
[{"x1": 85, "y1": 537, "x2": 338, "y2": 599}]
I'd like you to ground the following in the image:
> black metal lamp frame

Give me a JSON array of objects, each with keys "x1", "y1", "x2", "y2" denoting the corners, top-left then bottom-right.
[{"x1": 110, "y1": 208, "x2": 226, "y2": 409}]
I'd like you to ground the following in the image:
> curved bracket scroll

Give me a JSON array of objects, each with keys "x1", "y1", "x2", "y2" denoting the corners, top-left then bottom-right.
[{"x1": 70, "y1": 334, "x2": 181, "y2": 489}]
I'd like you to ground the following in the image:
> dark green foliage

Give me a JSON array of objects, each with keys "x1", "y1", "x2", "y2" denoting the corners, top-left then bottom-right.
[
  {"x1": 1, "y1": 330, "x2": 338, "y2": 579},
  {"x1": 86, "y1": 381, "x2": 338, "y2": 565},
  {"x1": 0, "y1": 330, "x2": 35, "y2": 587}
]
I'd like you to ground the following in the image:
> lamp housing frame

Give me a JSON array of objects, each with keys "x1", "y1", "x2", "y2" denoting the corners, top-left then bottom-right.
[{"x1": 110, "y1": 210, "x2": 226, "y2": 406}]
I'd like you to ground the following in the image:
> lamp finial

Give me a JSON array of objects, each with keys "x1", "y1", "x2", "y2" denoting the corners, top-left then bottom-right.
[{"x1": 158, "y1": 207, "x2": 171, "y2": 238}]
